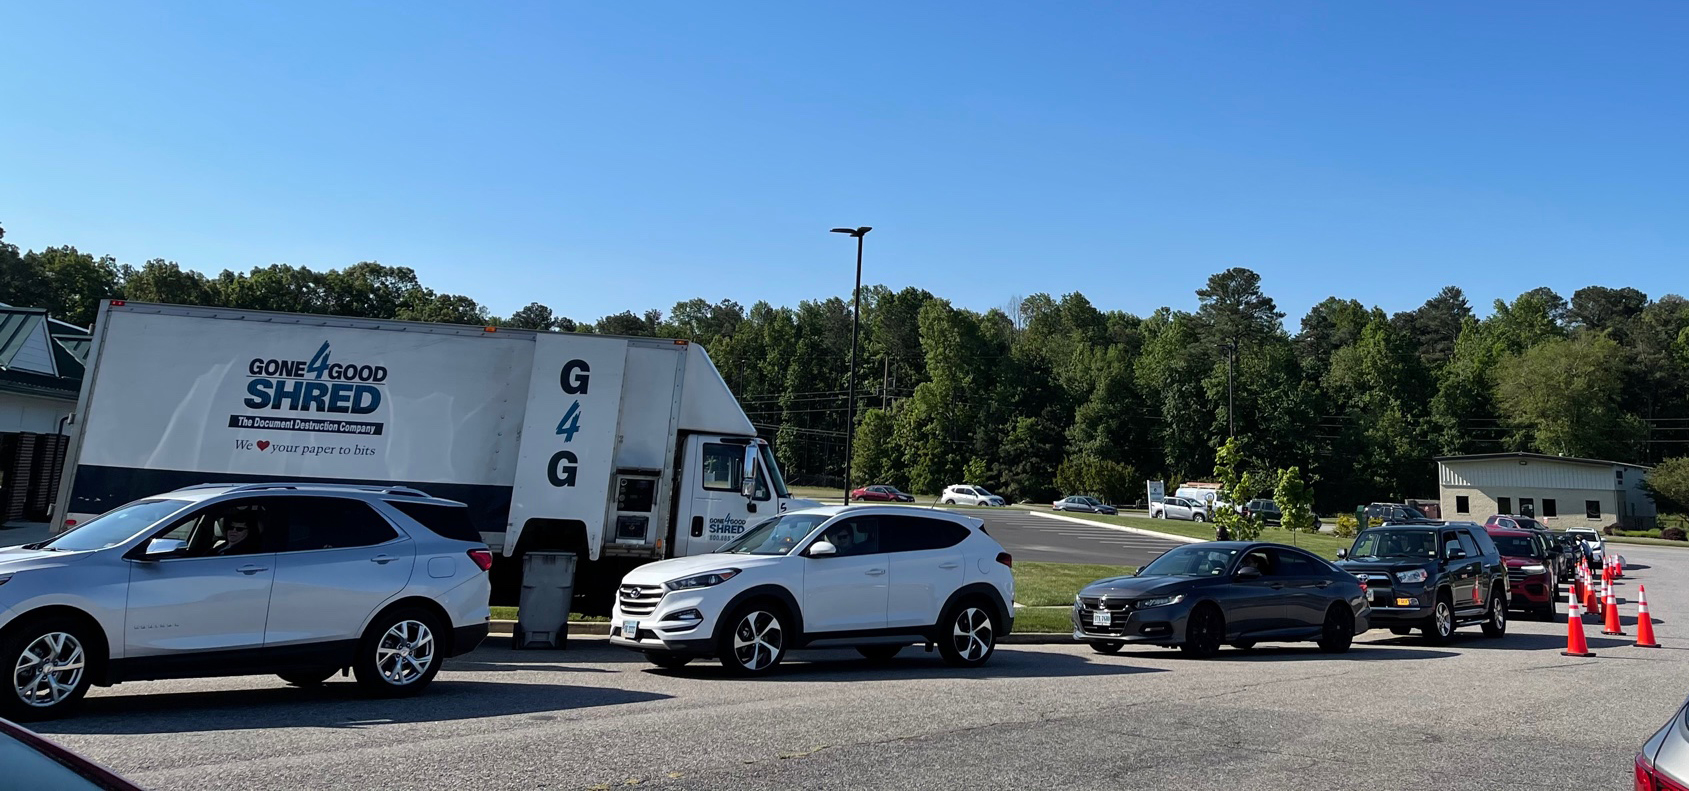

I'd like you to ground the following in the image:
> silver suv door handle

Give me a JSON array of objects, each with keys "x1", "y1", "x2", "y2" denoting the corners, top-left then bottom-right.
[
  {"x1": 237, "y1": 565, "x2": 267, "y2": 575},
  {"x1": 370, "y1": 555, "x2": 398, "y2": 564},
  {"x1": 939, "y1": 562, "x2": 960, "y2": 570},
  {"x1": 865, "y1": 568, "x2": 886, "y2": 577}
]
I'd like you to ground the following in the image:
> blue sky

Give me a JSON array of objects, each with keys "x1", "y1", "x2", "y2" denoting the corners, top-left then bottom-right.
[{"x1": 4, "y1": 2, "x2": 1686, "y2": 325}]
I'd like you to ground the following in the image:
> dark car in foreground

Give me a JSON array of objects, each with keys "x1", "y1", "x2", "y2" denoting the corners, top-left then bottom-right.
[
  {"x1": 1638, "y1": 694, "x2": 1689, "y2": 790},
  {"x1": 1072, "y1": 542, "x2": 1369, "y2": 658},
  {"x1": 1053, "y1": 496, "x2": 1117, "y2": 515},
  {"x1": 1336, "y1": 522, "x2": 1509, "y2": 643},
  {"x1": 1486, "y1": 527, "x2": 1557, "y2": 619},
  {"x1": 849, "y1": 485, "x2": 916, "y2": 503},
  {"x1": 0, "y1": 718, "x2": 144, "y2": 790}
]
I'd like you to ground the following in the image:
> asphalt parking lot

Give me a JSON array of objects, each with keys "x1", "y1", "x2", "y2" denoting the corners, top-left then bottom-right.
[
  {"x1": 972, "y1": 508, "x2": 1192, "y2": 566},
  {"x1": 36, "y1": 541, "x2": 1687, "y2": 791}
]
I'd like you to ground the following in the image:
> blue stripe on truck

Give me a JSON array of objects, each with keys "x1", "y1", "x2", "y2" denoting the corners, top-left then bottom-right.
[{"x1": 66, "y1": 465, "x2": 514, "y2": 538}]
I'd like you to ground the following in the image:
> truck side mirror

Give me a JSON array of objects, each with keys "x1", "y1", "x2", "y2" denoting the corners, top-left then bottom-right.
[{"x1": 740, "y1": 448, "x2": 758, "y2": 499}]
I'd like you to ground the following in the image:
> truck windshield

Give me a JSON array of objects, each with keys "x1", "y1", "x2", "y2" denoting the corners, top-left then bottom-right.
[
  {"x1": 718, "y1": 513, "x2": 828, "y2": 555},
  {"x1": 1348, "y1": 529, "x2": 1437, "y2": 560},
  {"x1": 37, "y1": 499, "x2": 192, "y2": 552},
  {"x1": 758, "y1": 443, "x2": 791, "y2": 499}
]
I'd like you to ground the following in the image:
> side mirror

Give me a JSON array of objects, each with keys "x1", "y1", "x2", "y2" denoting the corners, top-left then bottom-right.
[
  {"x1": 1336, "y1": 548, "x2": 1348, "y2": 560},
  {"x1": 740, "y1": 447, "x2": 758, "y2": 499},
  {"x1": 806, "y1": 541, "x2": 837, "y2": 557},
  {"x1": 1446, "y1": 547, "x2": 1468, "y2": 561},
  {"x1": 1235, "y1": 566, "x2": 1263, "y2": 580},
  {"x1": 142, "y1": 538, "x2": 186, "y2": 559}
]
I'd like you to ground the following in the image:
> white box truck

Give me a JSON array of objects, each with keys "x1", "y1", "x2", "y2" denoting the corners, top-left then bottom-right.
[{"x1": 52, "y1": 301, "x2": 813, "y2": 608}]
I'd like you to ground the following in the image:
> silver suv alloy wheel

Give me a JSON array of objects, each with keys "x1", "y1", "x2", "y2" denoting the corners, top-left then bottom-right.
[
  {"x1": 376, "y1": 620, "x2": 436, "y2": 686},
  {"x1": 15, "y1": 632, "x2": 85, "y2": 708}
]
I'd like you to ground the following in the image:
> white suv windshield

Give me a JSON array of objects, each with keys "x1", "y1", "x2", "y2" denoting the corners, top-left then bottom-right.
[
  {"x1": 38, "y1": 499, "x2": 191, "y2": 552},
  {"x1": 718, "y1": 514, "x2": 830, "y2": 555}
]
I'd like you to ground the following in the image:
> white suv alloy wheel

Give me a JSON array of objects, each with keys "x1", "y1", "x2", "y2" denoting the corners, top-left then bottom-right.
[{"x1": 732, "y1": 610, "x2": 785, "y2": 672}]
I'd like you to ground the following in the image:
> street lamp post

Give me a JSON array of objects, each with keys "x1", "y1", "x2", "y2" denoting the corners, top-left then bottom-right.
[{"x1": 831, "y1": 226, "x2": 871, "y2": 501}]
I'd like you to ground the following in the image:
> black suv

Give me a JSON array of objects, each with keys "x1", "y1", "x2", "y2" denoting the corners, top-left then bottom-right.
[{"x1": 1335, "y1": 522, "x2": 1509, "y2": 643}]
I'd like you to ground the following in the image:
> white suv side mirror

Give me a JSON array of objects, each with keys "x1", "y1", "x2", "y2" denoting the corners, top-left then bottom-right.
[
  {"x1": 143, "y1": 538, "x2": 187, "y2": 559},
  {"x1": 807, "y1": 541, "x2": 838, "y2": 557}
]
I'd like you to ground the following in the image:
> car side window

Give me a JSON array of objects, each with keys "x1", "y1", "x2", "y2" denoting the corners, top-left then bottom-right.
[
  {"x1": 283, "y1": 497, "x2": 398, "y2": 552},
  {"x1": 700, "y1": 443, "x2": 742, "y2": 492},
  {"x1": 883, "y1": 516, "x2": 971, "y2": 552},
  {"x1": 1237, "y1": 549, "x2": 1276, "y2": 575},
  {"x1": 1269, "y1": 548, "x2": 1322, "y2": 576},
  {"x1": 816, "y1": 517, "x2": 881, "y2": 557},
  {"x1": 1454, "y1": 531, "x2": 1481, "y2": 559},
  {"x1": 153, "y1": 498, "x2": 286, "y2": 558}
]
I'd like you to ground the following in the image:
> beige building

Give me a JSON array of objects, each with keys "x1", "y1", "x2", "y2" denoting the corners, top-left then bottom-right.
[{"x1": 1436, "y1": 453, "x2": 1655, "y2": 530}]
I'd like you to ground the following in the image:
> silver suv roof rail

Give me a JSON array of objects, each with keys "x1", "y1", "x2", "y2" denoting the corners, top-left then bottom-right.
[{"x1": 178, "y1": 482, "x2": 432, "y2": 497}]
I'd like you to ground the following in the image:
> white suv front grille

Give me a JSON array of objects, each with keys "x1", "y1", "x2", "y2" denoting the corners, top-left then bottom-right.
[{"x1": 618, "y1": 585, "x2": 664, "y2": 616}]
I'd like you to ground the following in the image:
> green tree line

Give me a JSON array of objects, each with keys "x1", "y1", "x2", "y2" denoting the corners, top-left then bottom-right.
[{"x1": 5, "y1": 224, "x2": 1689, "y2": 512}]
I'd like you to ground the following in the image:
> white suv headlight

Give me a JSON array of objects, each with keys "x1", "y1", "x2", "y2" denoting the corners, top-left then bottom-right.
[{"x1": 665, "y1": 569, "x2": 742, "y2": 592}]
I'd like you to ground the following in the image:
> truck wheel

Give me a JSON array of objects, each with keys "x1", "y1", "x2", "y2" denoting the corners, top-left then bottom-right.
[
  {"x1": 1421, "y1": 596, "x2": 1454, "y2": 645},
  {"x1": 353, "y1": 608, "x2": 444, "y2": 697},
  {"x1": 717, "y1": 603, "x2": 788, "y2": 675},
  {"x1": 1481, "y1": 592, "x2": 1507, "y2": 637},
  {"x1": 0, "y1": 618, "x2": 95, "y2": 722}
]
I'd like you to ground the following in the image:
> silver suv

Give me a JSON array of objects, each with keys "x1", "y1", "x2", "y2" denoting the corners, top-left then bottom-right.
[{"x1": 0, "y1": 483, "x2": 492, "y2": 720}]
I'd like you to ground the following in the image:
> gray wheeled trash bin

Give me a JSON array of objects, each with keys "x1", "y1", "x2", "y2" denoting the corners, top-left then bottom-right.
[{"x1": 514, "y1": 552, "x2": 576, "y2": 649}]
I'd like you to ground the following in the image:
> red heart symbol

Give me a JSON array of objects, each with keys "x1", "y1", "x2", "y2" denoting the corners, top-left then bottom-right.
[{"x1": 257, "y1": 441, "x2": 270, "y2": 451}]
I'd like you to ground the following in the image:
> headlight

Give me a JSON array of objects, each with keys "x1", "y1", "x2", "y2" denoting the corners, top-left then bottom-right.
[
  {"x1": 664, "y1": 569, "x2": 742, "y2": 591},
  {"x1": 1136, "y1": 594, "x2": 1184, "y2": 608},
  {"x1": 1395, "y1": 569, "x2": 1429, "y2": 584},
  {"x1": 1521, "y1": 565, "x2": 1546, "y2": 574}
]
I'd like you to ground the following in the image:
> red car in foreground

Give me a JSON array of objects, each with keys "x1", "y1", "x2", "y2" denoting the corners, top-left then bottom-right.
[
  {"x1": 850, "y1": 484, "x2": 916, "y2": 503},
  {"x1": 1484, "y1": 526, "x2": 1556, "y2": 619}
]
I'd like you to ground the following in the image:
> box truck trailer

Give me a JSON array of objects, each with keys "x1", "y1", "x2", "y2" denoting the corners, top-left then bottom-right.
[{"x1": 52, "y1": 301, "x2": 814, "y2": 608}]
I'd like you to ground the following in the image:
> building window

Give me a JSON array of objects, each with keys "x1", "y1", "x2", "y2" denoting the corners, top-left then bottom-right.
[
  {"x1": 1455, "y1": 496, "x2": 1470, "y2": 514},
  {"x1": 1585, "y1": 500, "x2": 1602, "y2": 519},
  {"x1": 1520, "y1": 498, "x2": 1534, "y2": 517},
  {"x1": 1498, "y1": 497, "x2": 1512, "y2": 515},
  {"x1": 1543, "y1": 499, "x2": 1557, "y2": 518}
]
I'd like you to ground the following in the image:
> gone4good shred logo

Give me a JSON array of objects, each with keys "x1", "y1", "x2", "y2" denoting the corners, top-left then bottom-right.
[{"x1": 229, "y1": 340, "x2": 385, "y2": 458}]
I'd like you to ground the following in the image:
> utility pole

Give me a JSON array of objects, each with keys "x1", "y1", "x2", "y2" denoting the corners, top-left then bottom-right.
[{"x1": 830, "y1": 226, "x2": 872, "y2": 498}]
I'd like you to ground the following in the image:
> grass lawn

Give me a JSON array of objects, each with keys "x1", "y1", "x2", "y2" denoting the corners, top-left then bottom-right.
[
  {"x1": 1014, "y1": 560, "x2": 1135, "y2": 606},
  {"x1": 1013, "y1": 607, "x2": 1074, "y2": 633},
  {"x1": 1036, "y1": 509, "x2": 1354, "y2": 560}
]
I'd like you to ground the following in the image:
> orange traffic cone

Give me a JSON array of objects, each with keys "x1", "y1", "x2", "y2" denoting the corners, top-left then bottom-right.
[
  {"x1": 1563, "y1": 589, "x2": 1595, "y2": 657},
  {"x1": 1636, "y1": 585, "x2": 1661, "y2": 648},
  {"x1": 1615, "y1": 555, "x2": 1625, "y2": 579},
  {"x1": 1603, "y1": 579, "x2": 1625, "y2": 636},
  {"x1": 1584, "y1": 572, "x2": 1602, "y2": 618}
]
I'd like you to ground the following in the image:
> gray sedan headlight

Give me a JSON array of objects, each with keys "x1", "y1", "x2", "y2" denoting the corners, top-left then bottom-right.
[
  {"x1": 665, "y1": 569, "x2": 742, "y2": 591},
  {"x1": 1136, "y1": 594, "x2": 1184, "y2": 608}
]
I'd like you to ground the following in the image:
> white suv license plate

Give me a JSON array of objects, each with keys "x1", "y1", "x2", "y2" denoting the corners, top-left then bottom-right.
[
  {"x1": 1093, "y1": 611, "x2": 1112, "y2": 627},
  {"x1": 624, "y1": 620, "x2": 639, "y2": 636}
]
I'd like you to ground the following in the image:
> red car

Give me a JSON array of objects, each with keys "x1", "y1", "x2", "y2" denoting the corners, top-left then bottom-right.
[
  {"x1": 850, "y1": 484, "x2": 915, "y2": 503},
  {"x1": 1485, "y1": 526, "x2": 1556, "y2": 619}
]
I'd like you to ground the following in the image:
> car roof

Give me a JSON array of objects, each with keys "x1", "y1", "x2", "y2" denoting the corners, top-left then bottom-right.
[
  {"x1": 786, "y1": 503, "x2": 983, "y2": 524},
  {"x1": 1485, "y1": 527, "x2": 1534, "y2": 537},
  {"x1": 162, "y1": 482, "x2": 467, "y2": 508}
]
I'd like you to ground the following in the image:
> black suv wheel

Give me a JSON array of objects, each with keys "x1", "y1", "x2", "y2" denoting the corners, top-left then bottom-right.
[
  {"x1": 1421, "y1": 595, "x2": 1455, "y2": 645},
  {"x1": 1481, "y1": 592, "x2": 1507, "y2": 637}
]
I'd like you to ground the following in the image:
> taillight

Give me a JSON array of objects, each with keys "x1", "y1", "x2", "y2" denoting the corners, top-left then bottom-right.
[
  {"x1": 63, "y1": 519, "x2": 77, "y2": 527},
  {"x1": 996, "y1": 552, "x2": 1013, "y2": 568},
  {"x1": 1638, "y1": 753, "x2": 1689, "y2": 791},
  {"x1": 468, "y1": 549, "x2": 494, "y2": 572}
]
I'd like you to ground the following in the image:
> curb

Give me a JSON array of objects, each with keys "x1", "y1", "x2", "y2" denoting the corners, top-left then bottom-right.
[
  {"x1": 1024, "y1": 510, "x2": 1205, "y2": 544},
  {"x1": 488, "y1": 620, "x2": 1072, "y2": 643}
]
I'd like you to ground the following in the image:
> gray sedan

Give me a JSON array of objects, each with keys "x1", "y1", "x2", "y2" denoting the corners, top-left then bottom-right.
[
  {"x1": 1072, "y1": 542, "x2": 1370, "y2": 658},
  {"x1": 1052, "y1": 496, "x2": 1117, "y2": 515}
]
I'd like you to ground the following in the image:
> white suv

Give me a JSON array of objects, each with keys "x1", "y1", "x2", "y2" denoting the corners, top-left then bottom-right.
[
  {"x1": 610, "y1": 505, "x2": 1014, "y2": 674},
  {"x1": 942, "y1": 484, "x2": 1006, "y2": 507},
  {"x1": 0, "y1": 483, "x2": 493, "y2": 720}
]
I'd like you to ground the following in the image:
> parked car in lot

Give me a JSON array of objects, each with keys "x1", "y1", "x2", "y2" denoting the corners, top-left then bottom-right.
[
  {"x1": 1149, "y1": 496, "x2": 1208, "y2": 522},
  {"x1": 1485, "y1": 527, "x2": 1557, "y2": 619},
  {"x1": 1636, "y1": 693, "x2": 1689, "y2": 791},
  {"x1": 0, "y1": 483, "x2": 492, "y2": 720},
  {"x1": 610, "y1": 505, "x2": 1015, "y2": 674},
  {"x1": 850, "y1": 485, "x2": 916, "y2": 503},
  {"x1": 1487, "y1": 515, "x2": 1572, "y2": 584},
  {"x1": 1052, "y1": 496, "x2": 1117, "y2": 515},
  {"x1": 941, "y1": 485, "x2": 1005, "y2": 507},
  {"x1": 1335, "y1": 522, "x2": 1509, "y2": 643},
  {"x1": 1362, "y1": 502, "x2": 1440, "y2": 525},
  {"x1": 0, "y1": 717, "x2": 145, "y2": 790},
  {"x1": 1072, "y1": 542, "x2": 1367, "y2": 657},
  {"x1": 1241, "y1": 498, "x2": 1282, "y2": 525}
]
